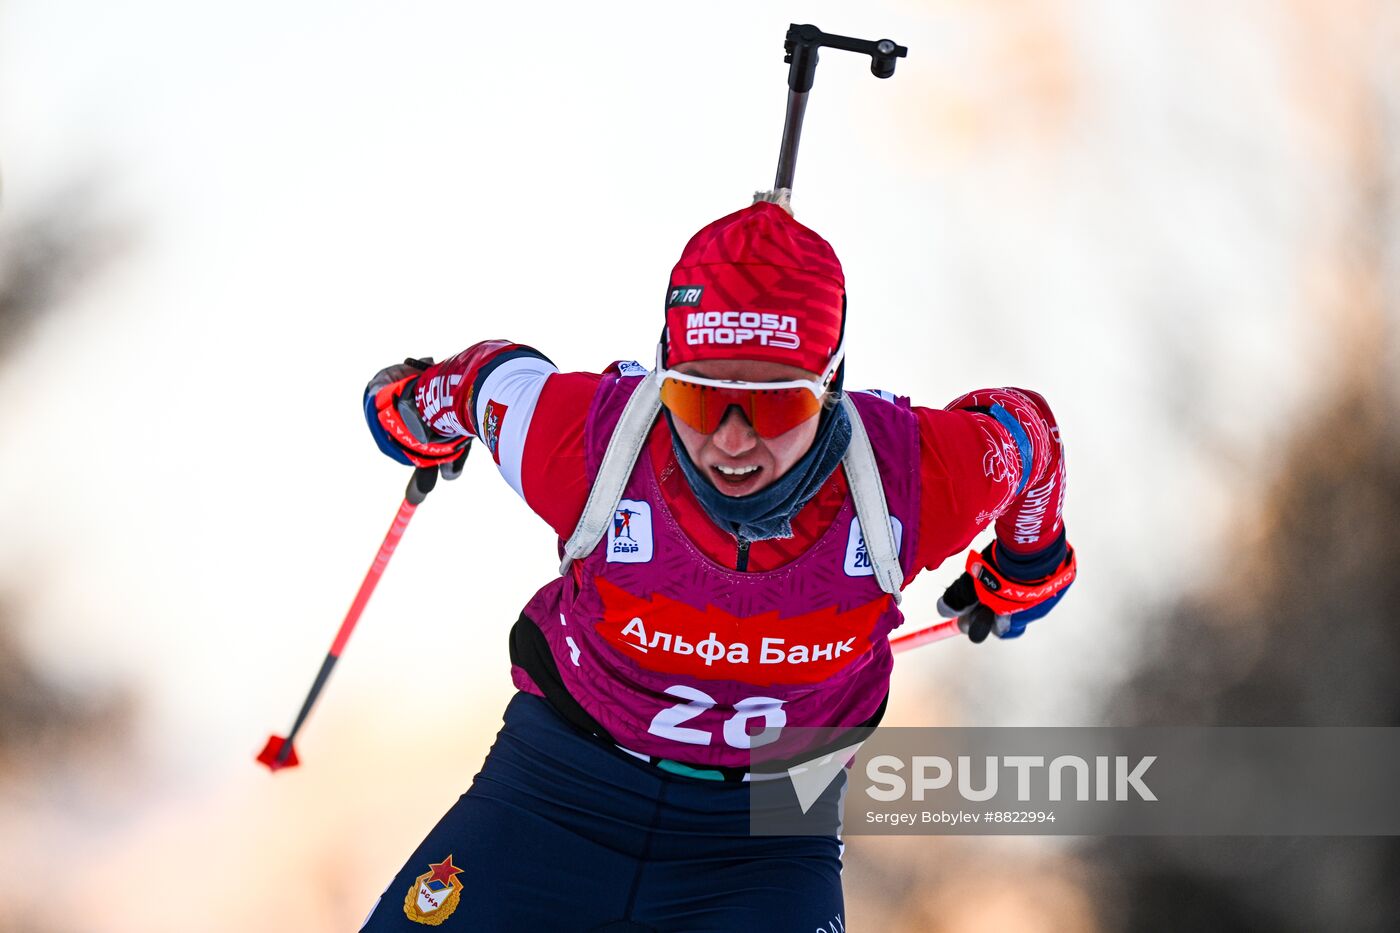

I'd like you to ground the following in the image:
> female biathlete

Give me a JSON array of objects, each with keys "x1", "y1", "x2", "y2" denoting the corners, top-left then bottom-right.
[{"x1": 359, "y1": 201, "x2": 1075, "y2": 932}]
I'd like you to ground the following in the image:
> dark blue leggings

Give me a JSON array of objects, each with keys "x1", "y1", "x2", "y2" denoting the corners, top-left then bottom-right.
[{"x1": 360, "y1": 692, "x2": 846, "y2": 933}]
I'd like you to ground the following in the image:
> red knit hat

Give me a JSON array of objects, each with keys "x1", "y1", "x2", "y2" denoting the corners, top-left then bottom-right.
[{"x1": 663, "y1": 202, "x2": 845, "y2": 375}]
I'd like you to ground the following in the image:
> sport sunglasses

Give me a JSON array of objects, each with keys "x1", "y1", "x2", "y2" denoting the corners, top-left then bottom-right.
[{"x1": 654, "y1": 344, "x2": 845, "y2": 439}]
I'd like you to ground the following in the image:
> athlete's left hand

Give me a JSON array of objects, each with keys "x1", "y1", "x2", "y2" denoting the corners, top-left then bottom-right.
[{"x1": 937, "y1": 535, "x2": 1077, "y2": 642}]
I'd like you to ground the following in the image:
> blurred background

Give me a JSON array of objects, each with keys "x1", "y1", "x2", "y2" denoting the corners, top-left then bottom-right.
[{"x1": 1, "y1": 1, "x2": 1396, "y2": 930}]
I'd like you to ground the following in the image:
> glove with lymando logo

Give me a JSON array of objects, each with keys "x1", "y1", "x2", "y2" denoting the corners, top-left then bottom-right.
[
  {"x1": 364, "y1": 358, "x2": 470, "y2": 479},
  {"x1": 936, "y1": 532, "x2": 1076, "y2": 643}
]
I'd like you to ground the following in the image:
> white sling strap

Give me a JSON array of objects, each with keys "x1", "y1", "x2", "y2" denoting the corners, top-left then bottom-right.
[
  {"x1": 560, "y1": 381, "x2": 905, "y2": 606},
  {"x1": 839, "y1": 395, "x2": 904, "y2": 604},
  {"x1": 560, "y1": 370, "x2": 663, "y2": 573}
]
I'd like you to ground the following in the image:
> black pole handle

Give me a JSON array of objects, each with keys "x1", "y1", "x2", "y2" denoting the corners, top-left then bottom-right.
[{"x1": 406, "y1": 466, "x2": 438, "y2": 505}]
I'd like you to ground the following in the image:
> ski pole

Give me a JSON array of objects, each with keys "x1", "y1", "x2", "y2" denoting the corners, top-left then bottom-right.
[
  {"x1": 889, "y1": 618, "x2": 962, "y2": 654},
  {"x1": 765, "y1": 24, "x2": 908, "y2": 203},
  {"x1": 257, "y1": 465, "x2": 443, "y2": 772}
]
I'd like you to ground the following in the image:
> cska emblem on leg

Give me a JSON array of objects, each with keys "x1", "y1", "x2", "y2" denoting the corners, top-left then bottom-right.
[{"x1": 402, "y1": 854, "x2": 464, "y2": 926}]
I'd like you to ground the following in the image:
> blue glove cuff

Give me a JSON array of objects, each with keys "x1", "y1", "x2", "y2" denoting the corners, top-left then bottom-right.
[
  {"x1": 364, "y1": 388, "x2": 414, "y2": 466},
  {"x1": 1001, "y1": 588, "x2": 1069, "y2": 637}
]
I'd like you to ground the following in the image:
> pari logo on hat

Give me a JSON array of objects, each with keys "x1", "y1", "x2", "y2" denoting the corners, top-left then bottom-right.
[
  {"x1": 664, "y1": 201, "x2": 845, "y2": 375},
  {"x1": 666, "y1": 285, "x2": 705, "y2": 308}
]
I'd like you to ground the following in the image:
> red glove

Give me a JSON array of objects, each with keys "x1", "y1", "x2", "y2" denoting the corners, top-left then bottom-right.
[
  {"x1": 364, "y1": 358, "x2": 470, "y2": 474},
  {"x1": 937, "y1": 535, "x2": 1076, "y2": 642}
]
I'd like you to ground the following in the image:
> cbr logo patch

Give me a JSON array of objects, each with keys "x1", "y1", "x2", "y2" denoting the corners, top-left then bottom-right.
[
  {"x1": 482, "y1": 399, "x2": 508, "y2": 464},
  {"x1": 607, "y1": 499, "x2": 654, "y2": 564},
  {"x1": 403, "y1": 855, "x2": 463, "y2": 926}
]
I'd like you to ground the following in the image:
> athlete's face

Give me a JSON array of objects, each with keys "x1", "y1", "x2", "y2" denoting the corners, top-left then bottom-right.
[{"x1": 669, "y1": 359, "x2": 826, "y2": 497}]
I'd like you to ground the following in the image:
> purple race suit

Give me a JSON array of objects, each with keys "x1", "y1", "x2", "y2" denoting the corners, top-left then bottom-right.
[{"x1": 509, "y1": 372, "x2": 921, "y2": 770}]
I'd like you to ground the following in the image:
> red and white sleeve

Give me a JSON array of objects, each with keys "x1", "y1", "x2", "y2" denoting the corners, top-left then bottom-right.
[
  {"x1": 911, "y1": 387, "x2": 1067, "y2": 573},
  {"x1": 413, "y1": 341, "x2": 602, "y2": 538}
]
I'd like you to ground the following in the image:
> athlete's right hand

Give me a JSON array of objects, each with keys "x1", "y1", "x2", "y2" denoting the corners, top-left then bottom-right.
[
  {"x1": 364, "y1": 358, "x2": 471, "y2": 477},
  {"x1": 936, "y1": 535, "x2": 1076, "y2": 643}
]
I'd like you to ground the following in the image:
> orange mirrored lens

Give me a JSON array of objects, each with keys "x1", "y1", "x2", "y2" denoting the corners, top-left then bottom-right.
[{"x1": 660, "y1": 379, "x2": 822, "y2": 438}]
